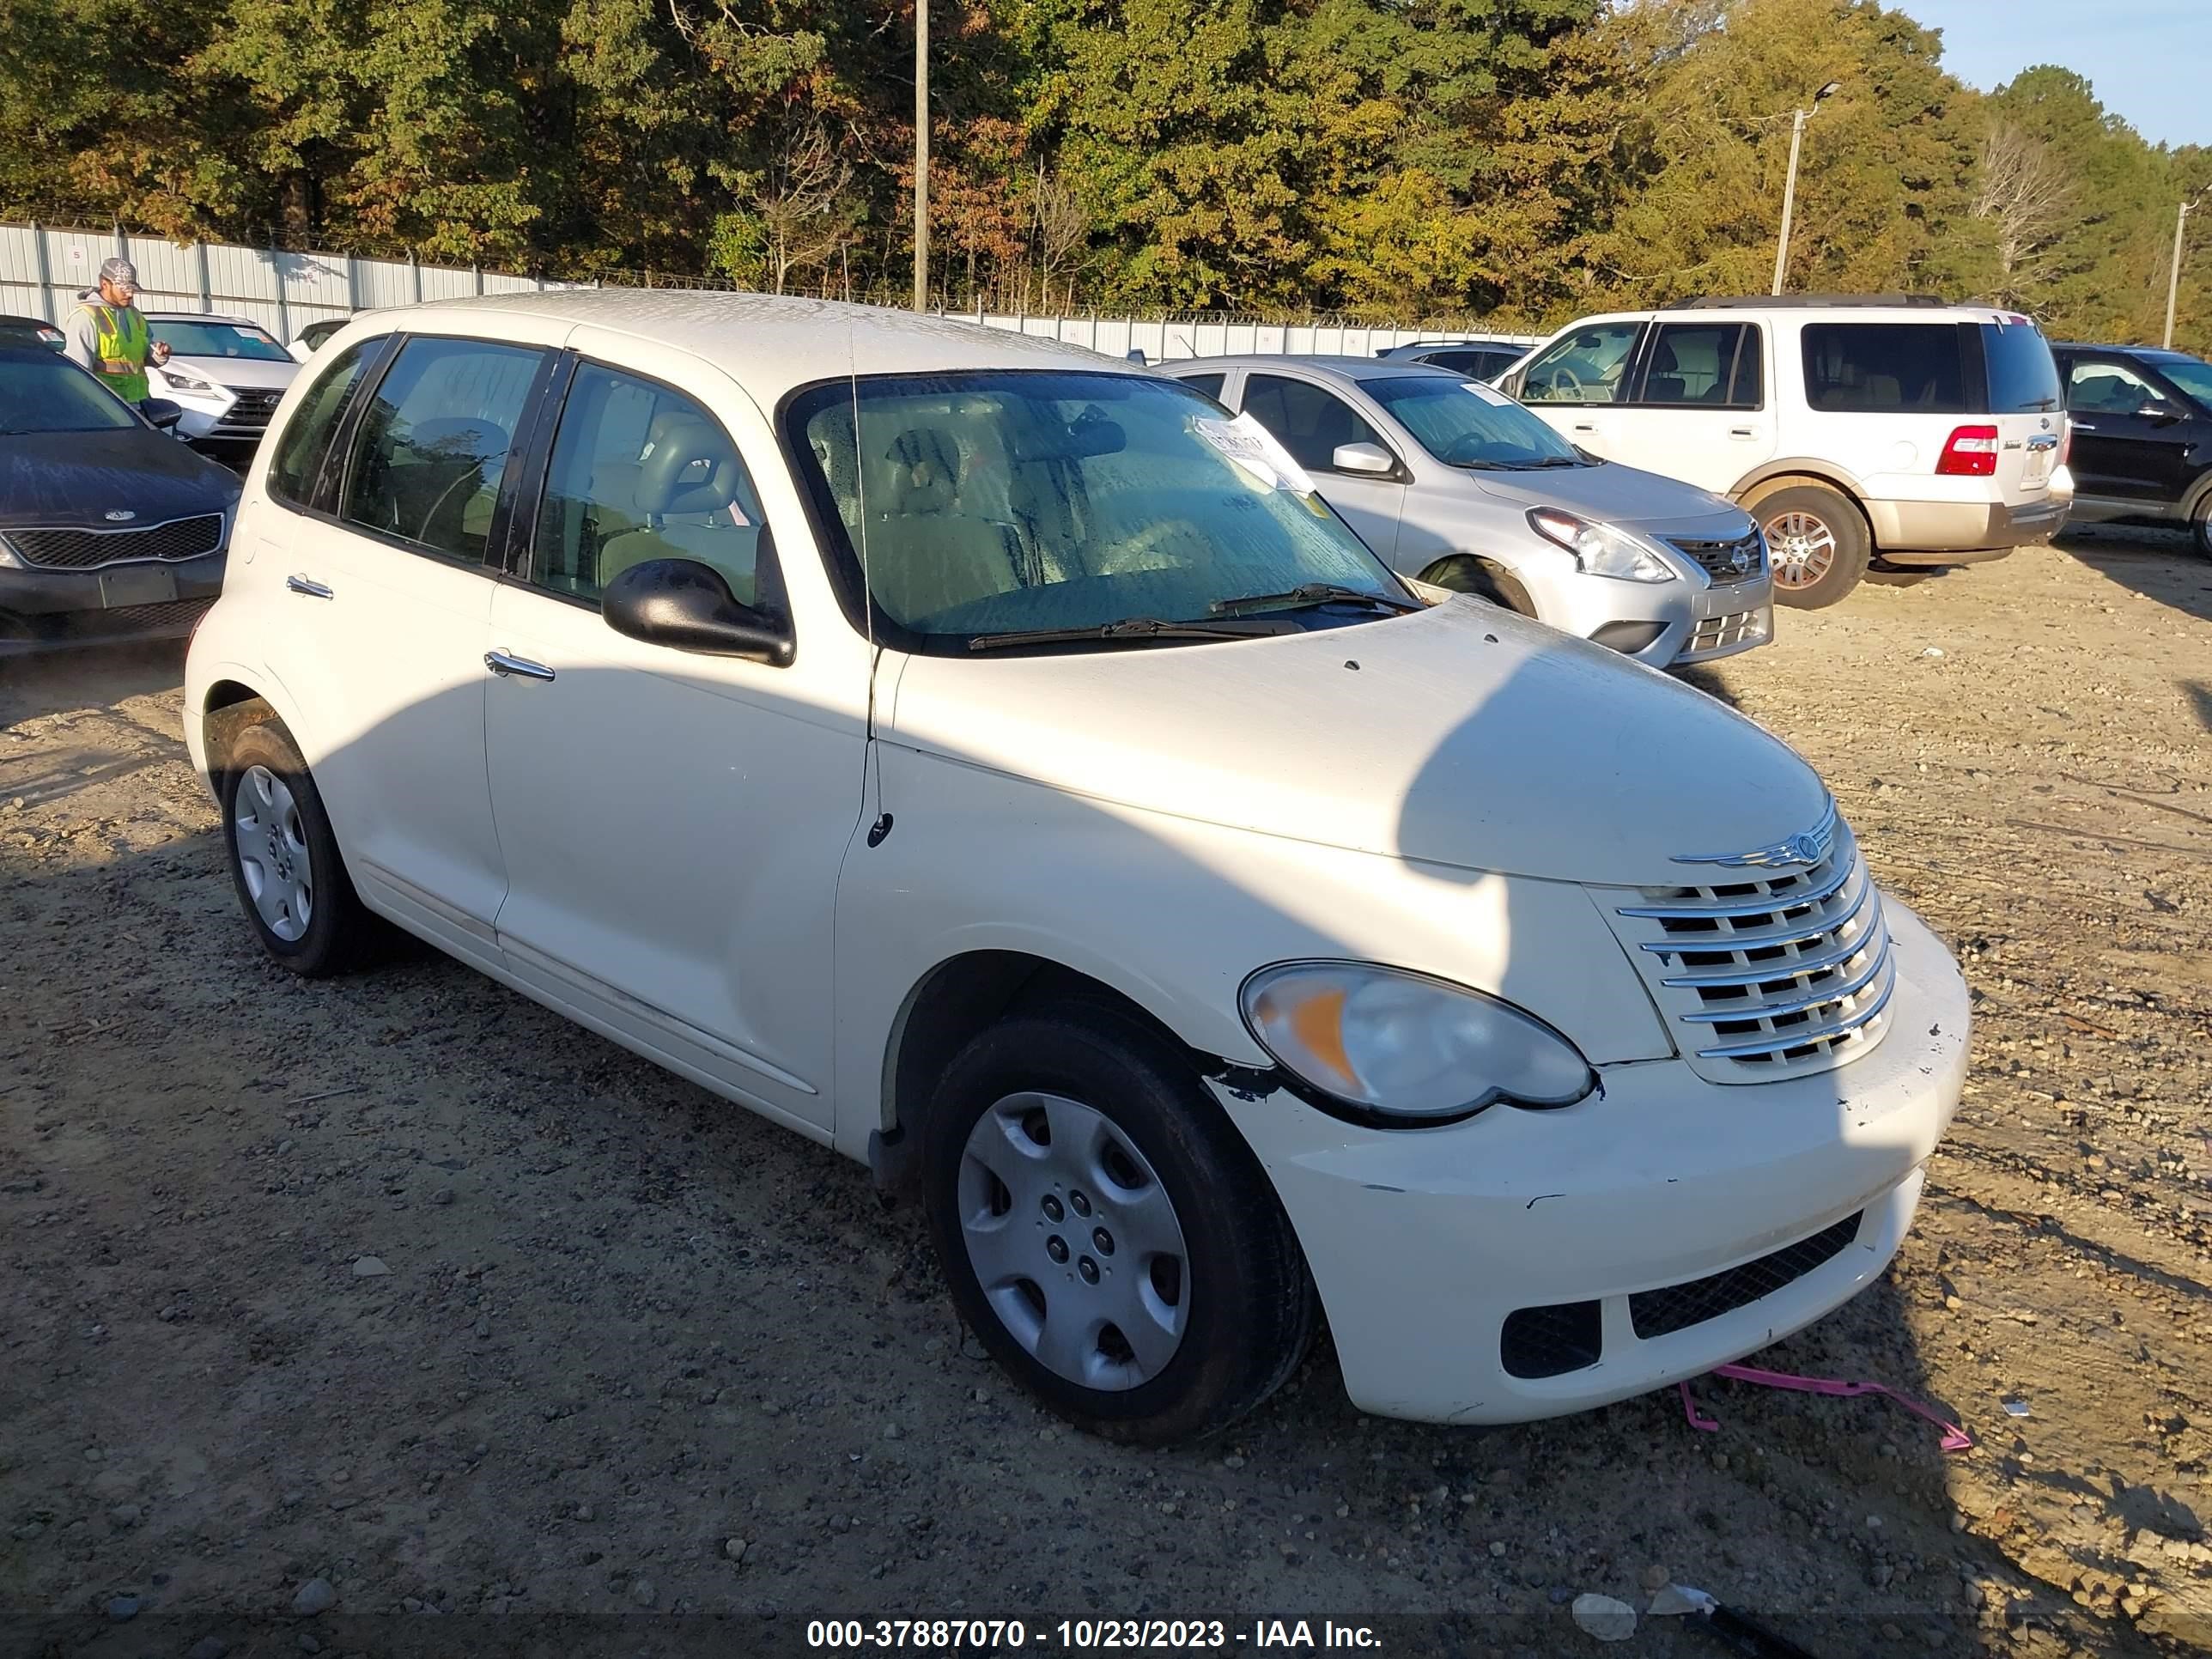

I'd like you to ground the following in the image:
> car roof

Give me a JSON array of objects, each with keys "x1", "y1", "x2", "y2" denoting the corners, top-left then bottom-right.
[
  {"x1": 144, "y1": 311, "x2": 271, "y2": 326},
  {"x1": 333, "y1": 290, "x2": 1133, "y2": 406},
  {"x1": 1163, "y1": 354, "x2": 1470, "y2": 387},
  {"x1": 1567, "y1": 300, "x2": 2033, "y2": 326},
  {"x1": 2052, "y1": 341, "x2": 2204, "y2": 361},
  {"x1": 0, "y1": 313, "x2": 56, "y2": 328}
]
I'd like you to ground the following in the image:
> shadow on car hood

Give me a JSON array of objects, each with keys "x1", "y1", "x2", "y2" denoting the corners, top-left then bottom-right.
[{"x1": 889, "y1": 598, "x2": 1826, "y2": 887}]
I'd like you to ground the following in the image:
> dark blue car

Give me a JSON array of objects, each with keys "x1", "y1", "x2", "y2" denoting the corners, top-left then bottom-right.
[{"x1": 0, "y1": 344, "x2": 240, "y2": 648}]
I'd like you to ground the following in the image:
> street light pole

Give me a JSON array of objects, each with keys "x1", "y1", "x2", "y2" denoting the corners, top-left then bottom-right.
[
  {"x1": 2164, "y1": 188, "x2": 2208, "y2": 349},
  {"x1": 913, "y1": 0, "x2": 929, "y2": 313},
  {"x1": 1771, "y1": 81, "x2": 1840, "y2": 297}
]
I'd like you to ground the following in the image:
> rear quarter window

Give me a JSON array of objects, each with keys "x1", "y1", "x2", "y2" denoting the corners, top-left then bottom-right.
[{"x1": 1801, "y1": 323, "x2": 1966, "y2": 415}]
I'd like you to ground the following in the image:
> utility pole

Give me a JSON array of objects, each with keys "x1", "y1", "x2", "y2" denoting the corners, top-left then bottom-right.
[
  {"x1": 913, "y1": 0, "x2": 929, "y2": 313},
  {"x1": 1771, "y1": 81, "x2": 1840, "y2": 296},
  {"x1": 2165, "y1": 187, "x2": 2208, "y2": 349}
]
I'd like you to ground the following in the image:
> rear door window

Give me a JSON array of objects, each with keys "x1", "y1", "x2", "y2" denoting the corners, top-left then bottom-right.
[
  {"x1": 1982, "y1": 323, "x2": 2063, "y2": 413},
  {"x1": 1801, "y1": 324, "x2": 1966, "y2": 414},
  {"x1": 337, "y1": 336, "x2": 546, "y2": 564},
  {"x1": 1632, "y1": 323, "x2": 1763, "y2": 409},
  {"x1": 1176, "y1": 372, "x2": 1225, "y2": 401}
]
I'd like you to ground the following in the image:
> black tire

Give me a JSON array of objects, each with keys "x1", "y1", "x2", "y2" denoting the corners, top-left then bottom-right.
[
  {"x1": 921, "y1": 998, "x2": 1317, "y2": 1446},
  {"x1": 1422, "y1": 555, "x2": 1536, "y2": 617},
  {"x1": 218, "y1": 721, "x2": 383, "y2": 976},
  {"x1": 2191, "y1": 495, "x2": 2212, "y2": 560},
  {"x1": 1750, "y1": 482, "x2": 1872, "y2": 609}
]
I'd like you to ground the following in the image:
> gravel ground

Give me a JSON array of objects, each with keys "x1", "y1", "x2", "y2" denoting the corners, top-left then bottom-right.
[{"x1": 3, "y1": 529, "x2": 2210, "y2": 1658}]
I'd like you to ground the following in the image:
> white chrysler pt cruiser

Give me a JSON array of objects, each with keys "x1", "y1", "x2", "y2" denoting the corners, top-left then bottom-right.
[{"x1": 185, "y1": 291, "x2": 1967, "y2": 1444}]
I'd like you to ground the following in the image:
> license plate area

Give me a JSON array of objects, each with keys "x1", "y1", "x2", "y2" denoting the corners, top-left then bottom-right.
[{"x1": 97, "y1": 565, "x2": 179, "y2": 608}]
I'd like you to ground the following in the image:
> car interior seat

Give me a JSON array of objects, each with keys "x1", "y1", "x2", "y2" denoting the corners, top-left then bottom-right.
[
  {"x1": 595, "y1": 417, "x2": 760, "y2": 603},
  {"x1": 856, "y1": 426, "x2": 1024, "y2": 623}
]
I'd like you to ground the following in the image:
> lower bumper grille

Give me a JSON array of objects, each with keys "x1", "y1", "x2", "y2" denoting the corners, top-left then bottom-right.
[
  {"x1": 1630, "y1": 1212, "x2": 1863, "y2": 1340},
  {"x1": 4, "y1": 514, "x2": 226, "y2": 569},
  {"x1": 1685, "y1": 608, "x2": 1767, "y2": 656},
  {"x1": 1498, "y1": 1210, "x2": 1869, "y2": 1379}
]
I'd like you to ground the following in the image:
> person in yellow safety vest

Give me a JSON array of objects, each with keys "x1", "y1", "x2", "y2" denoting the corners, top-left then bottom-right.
[{"x1": 62, "y1": 258, "x2": 169, "y2": 404}]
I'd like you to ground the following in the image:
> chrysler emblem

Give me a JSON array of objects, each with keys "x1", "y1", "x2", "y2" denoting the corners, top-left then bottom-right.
[
  {"x1": 104, "y1": 510, "x2": 137, "y2": 522},
  {"x1": 1673, "y1": 800, "x2": 1838, "y2": 870}
]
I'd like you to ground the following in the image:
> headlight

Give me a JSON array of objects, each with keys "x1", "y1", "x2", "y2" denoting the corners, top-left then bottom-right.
[
  {"x1": 1240, "y1": 962, "x2": 1593, "y2": 1126},
  {"x1": 159, "y1": 368, "x2": 221, "y2": 396},
  {"x1": 1527, "y1": 508, "x2": 1676, "y2": 582},
  {"x1": 0, "y1": 533, "x2": 21, "y2": 570}
]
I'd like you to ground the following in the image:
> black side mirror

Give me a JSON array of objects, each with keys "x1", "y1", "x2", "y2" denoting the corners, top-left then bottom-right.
[
  {"x1": 140, "y1": 398, "x2": 184, "y2": 431},
  {"x1": 602, "y1": 558, "x2": 795, "y2": 666}
]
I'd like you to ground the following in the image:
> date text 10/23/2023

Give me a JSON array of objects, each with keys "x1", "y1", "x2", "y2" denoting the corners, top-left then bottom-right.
[{"x1": 805, "y1": 1620, "x2": 1383, "y2": 1650}]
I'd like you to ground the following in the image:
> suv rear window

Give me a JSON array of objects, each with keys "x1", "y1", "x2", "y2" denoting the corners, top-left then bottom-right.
[
  {"x1": 1801, "y1": 324, "x2": 1966, "y2": 414},
  {"x1": 1981, "y1": 323, "x2": 2062, "y2": 412}
]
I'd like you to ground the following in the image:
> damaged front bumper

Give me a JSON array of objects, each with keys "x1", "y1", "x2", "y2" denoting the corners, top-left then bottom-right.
[{"x1": 1209, "y1": 901, "x2": 1969, "y2": 1425}]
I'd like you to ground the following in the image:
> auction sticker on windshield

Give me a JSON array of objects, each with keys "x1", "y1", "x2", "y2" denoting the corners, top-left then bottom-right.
[{"x1": 1194, "y1": 413, "x2": 1318, "y2": 496}]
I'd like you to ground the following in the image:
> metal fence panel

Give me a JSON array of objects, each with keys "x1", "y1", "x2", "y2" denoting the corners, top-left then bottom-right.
[{"x1": 0, "y1": 220, "x2": 1550, "y2": 352}]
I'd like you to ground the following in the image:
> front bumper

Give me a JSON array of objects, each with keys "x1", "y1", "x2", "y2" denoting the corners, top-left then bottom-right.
[
  {"x1": 1866, "y1": 492, "x2": 2069, "y2": 556},
  {"x1": 1215, "y1": 900, "x2": 1967, "y2": 1425},
  {"x1": 1511, "y1": 551, "x2": 1772, "y2": 669},
  {"x1": 0, "y1": 552, "x2": 226, "y2": 646}
]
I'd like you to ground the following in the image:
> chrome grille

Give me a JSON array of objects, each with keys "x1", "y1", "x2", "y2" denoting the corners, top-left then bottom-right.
[
  {"x1": 1599, "y1": 811, "x2": 1895, "y2": 1082},
  {"x1": 214, "y1": 388, "x2": 283, "y2": 431},
  {"x1": 3, "y1": 514, "x2": 226, "y2": 569},
  {"x1": 1684, "y1": 609, "x2": 1767, "y2": 657},
  {"x1": 1664, "y1": 530, "x2": 1767, "y2": 585}
]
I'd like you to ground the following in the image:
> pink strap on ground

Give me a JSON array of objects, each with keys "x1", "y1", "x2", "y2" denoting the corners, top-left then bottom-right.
[{"x1": 1678, "y1": 1363, "x2": 1973, "y2": 1453}]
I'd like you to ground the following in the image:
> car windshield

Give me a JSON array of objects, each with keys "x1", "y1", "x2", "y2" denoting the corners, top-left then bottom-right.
[
  {"x1": 785, "y1": 369, "x2": 1406, "y2": 643},
  {"x1": 2154, "y1": 355, "x2": 2212, "y2": 410},
  {"x1": 0, "y1": 348, "x2": 137, "y2": 434},
  {"x1": 149, "y1": 319, "x2": 293, "y2": 362},
  {"x1": 1364, "y1": 374, "x2": 1586, "y2": 468}
]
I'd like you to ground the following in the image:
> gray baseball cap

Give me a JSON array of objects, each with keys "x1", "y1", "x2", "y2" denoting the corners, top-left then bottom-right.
[{"x1": 97, "y1": 257, "x2": 140, "y2": 291}]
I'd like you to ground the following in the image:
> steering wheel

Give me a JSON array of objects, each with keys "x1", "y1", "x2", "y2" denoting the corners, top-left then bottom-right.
[
  {"x1": 1541, "y1": 364, "x2": 1587, "y2": 402},
  {"x1": 1438, "y1": 431, "x2": 1506, "y2": 466}
]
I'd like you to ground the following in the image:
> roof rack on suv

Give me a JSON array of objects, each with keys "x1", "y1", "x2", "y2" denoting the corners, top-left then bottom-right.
[{"x1": 1660, "y1": 295, "x2": 1954, "y2": 311}]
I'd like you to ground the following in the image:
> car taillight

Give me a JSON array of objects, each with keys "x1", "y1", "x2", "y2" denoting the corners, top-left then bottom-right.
[{"x1": 1936, "y1": 424, "x2": 1999, "y2": 477}]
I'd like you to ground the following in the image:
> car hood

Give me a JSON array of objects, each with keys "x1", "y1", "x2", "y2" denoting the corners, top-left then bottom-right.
[
  {"x1": 0, "y1": 428, "x2": 240, "y2": 530},
  {"x1": 161, "y1": 354, "x2": 299, "y2": 391},
  {"x1": 1449, "y1": 459, "x2": 1750, "y2": 537},
  {"x1": 887, "y1": 598, "x2": 1827, "y2": 887}
]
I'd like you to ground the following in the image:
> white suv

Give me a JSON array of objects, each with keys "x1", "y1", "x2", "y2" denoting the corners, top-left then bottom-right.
[
  {"x1": 1502, "y1": 298, "x2": 2069, "y2": 606},
  {"x1": 185, "y1": 292, "x2": 1966, "y2": 1443}
]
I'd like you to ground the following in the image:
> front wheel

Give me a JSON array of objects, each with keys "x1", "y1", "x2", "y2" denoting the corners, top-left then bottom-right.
[
  {"x1": 1751, "y1": 483, "x2": 1871, "y2": 609},
  {"x1": 921, "y1": 999, "x2": 1317, "y2": 1445},
  {"x1": 2191, "y1": 495, "x2": 2212, "y2": 559}
]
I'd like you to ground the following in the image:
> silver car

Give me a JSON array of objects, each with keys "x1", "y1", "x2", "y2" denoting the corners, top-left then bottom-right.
[{"x1": 1168, "y1": 356, "x2": 1774, "y2": 667}]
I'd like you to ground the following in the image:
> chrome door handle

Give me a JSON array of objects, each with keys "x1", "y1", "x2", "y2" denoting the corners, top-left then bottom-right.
[
  {"x1": 285, "y1": 574, "x2": 334, "y2": 599},
  {"x1": 484, "y1": 649, "x2": 555, "y2": 682},
  {"x1": 1729, "y1": 427, "x2": 1757, "y2": 439},
  {"x1": 1571, "y1": 422, "x2": 1598, "y2": 433},
  {"x1": 2069, "y1": 422, "x2": 2098, "y2": 431}
]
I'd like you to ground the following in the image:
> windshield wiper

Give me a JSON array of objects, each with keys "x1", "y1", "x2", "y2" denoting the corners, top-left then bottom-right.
[
  {"x1": 1208, "y1": 582, "x2": 1423, "y2": 617},
  {"x1": 969, "y1": 616, "x2": 1295, "y2": 651}
]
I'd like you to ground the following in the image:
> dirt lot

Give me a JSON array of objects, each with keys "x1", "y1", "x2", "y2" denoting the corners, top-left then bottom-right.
[{"x1": 3, "y1": 530, "x2": 2210, "y2": 1658}]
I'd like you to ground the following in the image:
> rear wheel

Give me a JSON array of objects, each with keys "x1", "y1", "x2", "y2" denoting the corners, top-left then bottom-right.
[
  {"x1": 921, "y1": 999, "x2": 1316, "y2": 1445},
  {"x1": 220, "y1": 721, "x2": 382, "y2": 976},
  {"x1": 2191, "y1": 495, "x2": 2212, "y2": 559},
  {"x1": 1749, "y1": 483, "x2": 1870, "y2": 609}
]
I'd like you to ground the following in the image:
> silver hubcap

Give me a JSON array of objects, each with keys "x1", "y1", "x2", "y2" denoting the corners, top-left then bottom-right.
[
  {"x1": 957, "y1": 1091, "x2": 1190, "y2": 1391},
  {"x1": 1765, "y1": 510, "x2": 1838, "y2": 590},
  {"x1": 233, "y1": 764, "x2": 313, "y2": 942}
]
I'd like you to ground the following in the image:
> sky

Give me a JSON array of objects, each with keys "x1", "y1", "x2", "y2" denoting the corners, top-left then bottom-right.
[{"x1": 1899, "y1": 0, "x2": 2211, "y2": 149}]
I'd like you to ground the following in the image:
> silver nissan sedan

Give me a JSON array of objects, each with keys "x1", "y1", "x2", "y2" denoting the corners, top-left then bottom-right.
[{"x1": 1168, "y1": 356, "x2": 1775, "y2": 666}]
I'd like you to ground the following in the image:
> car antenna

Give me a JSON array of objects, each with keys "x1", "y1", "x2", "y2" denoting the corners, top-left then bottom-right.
[{"x1": 852, "y1": 332, "x2": 894, "y2": 848}]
